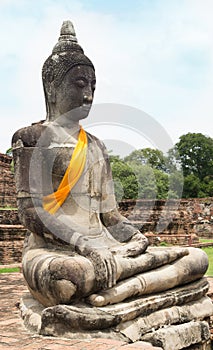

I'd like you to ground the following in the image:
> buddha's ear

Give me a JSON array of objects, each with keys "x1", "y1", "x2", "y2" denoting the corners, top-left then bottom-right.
[{"x1": 46, "y1": 82, "x2": 56, "y2": 103}]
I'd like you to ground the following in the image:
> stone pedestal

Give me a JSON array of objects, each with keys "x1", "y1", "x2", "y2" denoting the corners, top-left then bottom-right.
[{"x1": 19, "y1": 278, "x2": 213, "y2": 350}]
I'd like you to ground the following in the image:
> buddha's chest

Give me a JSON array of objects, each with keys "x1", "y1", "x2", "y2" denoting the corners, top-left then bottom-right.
[{"x1": 42, "y1": 146, "x2": 105, "y2": 195}]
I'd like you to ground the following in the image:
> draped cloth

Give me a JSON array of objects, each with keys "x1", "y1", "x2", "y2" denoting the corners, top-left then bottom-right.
[{"x1": 43, "y1": 126, "x2": 88, "y2": 214}]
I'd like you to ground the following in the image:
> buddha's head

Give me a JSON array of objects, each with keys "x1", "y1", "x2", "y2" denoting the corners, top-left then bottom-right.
[{"x1": 42, "y1": 21, "x2": 96, "y2": 122}]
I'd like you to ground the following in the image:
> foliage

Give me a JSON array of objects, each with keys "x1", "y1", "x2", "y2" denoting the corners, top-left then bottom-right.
[
  {"x1": 110, "y1": 155, "x2": 138, "y2": 201},
  {"x1": 200, "y1": 176, "x2": 213, "y2": 197},
  {"x1": 5, "y1": 147, "x2": 14, "y2": 173},
  {"x1": 166, "y1": 147, "x2": 182, "y2": 173},
  {"x1": 124, "y1": 148, "x2": 167, "y2": 171},
  {"x1": 5, "y1": 147, "x2": 13, "y2": 157},
  {"x1": 110, "y1": 145, "x2": 186, "y2": 200},
  {"x1": 182, "y1": 174, "x2": 201, "y2": 198},
  {"x1": 110, "y1": 154, "x2": 182, "y2": 200},
  {"x1": 110, "y1": 133, "x2": 213, "y2": 200},
  {"x1": 168, "y1": 171, "x2": 184, "y2": 199},
  {"x1": 130, "y1": 163, "x2": 157, "y2": 199},
  {"x1": 175, "y1": 133, "x2": 213, "y2": 181},
  {"x1": 153, "y1": 169, "x2": 169, "y2": 199}
]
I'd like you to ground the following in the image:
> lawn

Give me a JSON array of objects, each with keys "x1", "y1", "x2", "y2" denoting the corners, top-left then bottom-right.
[
  {"x1": 0, "y1": 267, "x2": 20, "y2": 273},
  {"x1": 202, "y1": 246, "x2": 213, "y2": 276},
  {"x1": 200, "y1": 238, "x2": 213, "y2": 243}
]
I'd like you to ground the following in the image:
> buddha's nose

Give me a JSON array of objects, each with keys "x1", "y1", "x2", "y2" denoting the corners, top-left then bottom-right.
[{"x1": 83, "y1": 94, "x2": 93, "y2": 104}]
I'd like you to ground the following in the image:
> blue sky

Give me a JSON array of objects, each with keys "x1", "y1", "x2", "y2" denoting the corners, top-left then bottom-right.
[{"x1": 1, "y1": 0, "x2": 213, "y2": 154}]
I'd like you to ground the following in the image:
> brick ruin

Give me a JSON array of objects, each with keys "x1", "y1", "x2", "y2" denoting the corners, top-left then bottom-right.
[
  {"x1": 0, "y1": 153, "x2": 17, "y2": 207},
  {"x1": 0, "y1": 153, "x2": 26, "y2": 264},
  {"x1": 119, "y1": 198, "x2": 213, "y2": 245},
  {"x1": 0, "y1": 152, "x2": 212, "y2": 264}
]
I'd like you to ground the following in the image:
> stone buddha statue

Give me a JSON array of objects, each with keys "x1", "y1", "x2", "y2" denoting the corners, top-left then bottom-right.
[{"x1": 12, "y1": 21, "x2": 213, "y2": 349}]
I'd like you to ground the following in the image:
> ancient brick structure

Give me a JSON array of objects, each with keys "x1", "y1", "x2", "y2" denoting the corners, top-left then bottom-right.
[
  {"x1": 0, "y1": 153, "x2": 27, "y2": 264},
  {"x1": 119, "y1": 198, "x2": 213, "y2": 244},
  {"x1": 0, "y1": 153, "x2": 17, "y2": 207},
  {"x1": 0, "y1": 224, "x2": 26, "y2": 264}
]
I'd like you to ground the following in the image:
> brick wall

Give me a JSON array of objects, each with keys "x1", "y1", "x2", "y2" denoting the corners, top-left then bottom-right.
[
  {"x1": 0, "y1": 225, "x2": 26, "y2": 264},
  {"x1": 0, "y1": 153, "x2": 17, "y2": 208},
  {"x1": 118, "y1": 198, "x2": 213, "y2": 243}
]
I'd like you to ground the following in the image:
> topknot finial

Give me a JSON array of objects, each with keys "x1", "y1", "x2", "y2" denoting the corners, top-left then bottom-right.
[
  {"x1": 52, "y1": 20, "x2": 81, "y2": 54},
  {"x1": 59, "y1": 20, "x2": 77, "y2": 42}
]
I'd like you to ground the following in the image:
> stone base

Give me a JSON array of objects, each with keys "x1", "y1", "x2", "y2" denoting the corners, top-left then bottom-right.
[{"x1": 19, "y1": 278, "x2": 213, "y2": 350}]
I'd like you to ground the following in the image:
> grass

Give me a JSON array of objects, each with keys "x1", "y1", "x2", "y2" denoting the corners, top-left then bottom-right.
[
  {"x1": 200, "y1": 238, "x2": 213, "y2": 243},
  {"x1": 202, "y1": 246, "x2": 213, "y2": 276},
  {"x1": 0, "y1": 267, "x2": 20, "y2": 273}
]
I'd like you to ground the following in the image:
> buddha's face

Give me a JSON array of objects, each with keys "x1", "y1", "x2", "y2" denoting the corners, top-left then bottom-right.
[{"x1": 53, "y1": 65, "x2": 96, "y2": 121}]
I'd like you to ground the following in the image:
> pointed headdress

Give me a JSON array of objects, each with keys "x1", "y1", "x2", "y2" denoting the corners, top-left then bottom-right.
[{"x1": 42, "y1": 20, "x2": 94, "y2": 88}]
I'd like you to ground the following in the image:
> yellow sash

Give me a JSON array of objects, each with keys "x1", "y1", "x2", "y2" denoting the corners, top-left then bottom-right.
[{"x1": 43, "y1": 127, "x2": 87, "y2": 214}]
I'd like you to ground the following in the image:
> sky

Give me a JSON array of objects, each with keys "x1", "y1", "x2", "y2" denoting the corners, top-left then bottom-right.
[{"x1": 1, "y1": 0, "x2": 213, "y2": 156}]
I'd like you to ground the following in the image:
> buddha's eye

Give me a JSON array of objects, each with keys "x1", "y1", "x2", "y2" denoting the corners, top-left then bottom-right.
[{"x1": 76, "y1": 79, "x2": 87, "y2": 88}]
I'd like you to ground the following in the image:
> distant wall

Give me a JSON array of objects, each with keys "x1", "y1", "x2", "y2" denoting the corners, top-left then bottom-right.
[
  {"x1": 119, "y1": 198, "x2": 213, "y2": 239},
  {"x1": 0, "y1": 153, "x2": 17, "y2": 208},
  {"x1": 0, "y1": 153, "x2": 26, "y2": 264},
  {"x1": 0, "y1": 224, "x2": 26, "y2": 264}
]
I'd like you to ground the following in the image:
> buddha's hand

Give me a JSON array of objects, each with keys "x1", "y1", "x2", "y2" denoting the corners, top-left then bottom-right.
[
  {"x1": 111, "y1": 232, "x2": 149, "y2": 258},
  {"x1": 76, "y1": 245, "x2": 117, "y2": 290}
]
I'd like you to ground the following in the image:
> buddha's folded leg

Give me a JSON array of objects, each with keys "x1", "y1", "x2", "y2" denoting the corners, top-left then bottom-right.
[
  {"x1": 22, "y1": 249, "x2": 95, "y2": 306},
  {"x1": 89, "y1": 247, "x2": 209, "y2": 307},
  {"x1": 115, "y1": 246, "x2": 189, "y2": 280}
]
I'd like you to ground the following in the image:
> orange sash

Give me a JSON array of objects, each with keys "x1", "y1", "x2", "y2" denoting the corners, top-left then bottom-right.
[{"x1": 43, "y1": 127, "x2": 87, "y2": 214}]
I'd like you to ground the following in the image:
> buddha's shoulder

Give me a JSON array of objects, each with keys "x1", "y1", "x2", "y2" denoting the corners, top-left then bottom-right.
[
  {"x1": 12, "y1": 120, "x2": 46, "y2": 147},
  {"x1": 86, "y1": 131, "x2": 106, "y2": 151}
]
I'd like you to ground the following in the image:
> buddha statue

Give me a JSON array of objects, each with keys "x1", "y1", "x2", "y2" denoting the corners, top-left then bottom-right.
[{"x1": 12, "y1": 21, "x2": 213, "y2": 348}]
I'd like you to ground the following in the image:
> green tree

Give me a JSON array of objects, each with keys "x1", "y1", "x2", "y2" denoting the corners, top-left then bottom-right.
[
  {"x1": 153, "y1": 169, "x2": 169, "y2": 199},
  {"x1": 166, "y1": 147, "x2": 182, "y2": 173},
  {"x1": 168, "y1": 171, "x2": 184, "y2": 199},
  {"x1": 110, "y1": 155, "x2": 138, "y2": 200},
  {"x1": 110, "y1": 148, "x2": 185, "y2": 200},
  {"x1": 199, "y1": 175, "x2": 213, "y2": 197},
  {"x1": 124, "y1": 148, "x2": 167, "y2": 171},
  {"x1": 130, "y1": 163, "x2": 157, "y2": 199},
  {"x1": 182, "y1": 174, "x2": 201, "y2": 198},
  {"x1": 175, "y1": 133, "x2": 213, "y2": 181}
]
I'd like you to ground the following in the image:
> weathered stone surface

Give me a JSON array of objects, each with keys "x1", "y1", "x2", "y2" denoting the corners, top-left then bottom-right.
[
  {"x1": 20, "y1": 278, "x2": 211, "y2": 344},
  {"x1": 118, "y1": 296, "x2": 213, "y2": 342},
  {"x1": 141, "y1": 321, "x2": 210, "y2": 350},
  {"x1": 88, "y1": 248, "x2": 208, "y2": 306}
]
